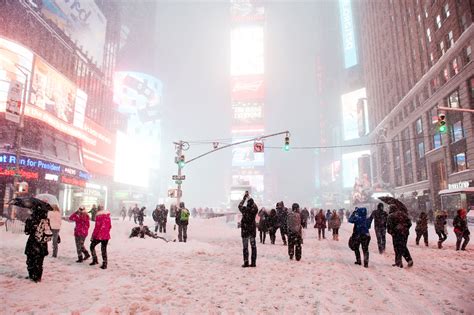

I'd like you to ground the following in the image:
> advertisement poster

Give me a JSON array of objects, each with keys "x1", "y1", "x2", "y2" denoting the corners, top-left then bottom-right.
[
  {"x1": 231, "y1": 0, "x2": 265, "y2": 22},
  {"x1": 232, "y1": 101, "x2": 263, "y2": 124},
  {"x1": 231, "y1": 25, "x2": 264, "y2": 76},
  {"x1": 230, "y1": 75, "x2": 265, "y2": 101},
  {"x1": 5, "y1": 80, "x2": 23, "y2": 123},
  {"x1": 341, "y1": 87, "x2": 366, "y2": 141}
]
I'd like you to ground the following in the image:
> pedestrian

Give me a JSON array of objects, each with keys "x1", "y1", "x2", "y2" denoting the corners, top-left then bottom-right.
[
  {"x1": 48, "y1": 204, "x2": 62, "y2": 258},
  {"x1": 129, "y1": 224, "x2": 158, "y2": 239},
  {"x1": 267, "y1": 209, "x2": 278, "y2": 244},
  {"x1": 276, "y1": 202, "x2": 288, "y2": 245},
  {"x1": 453, "y1": 208, "x2": 470, "y2": 251},
  {"x1": 387, "y1": 205, "x2": 413, "y2": 268},
  {"x1": 257, "y1": 208, "x2": 268, "y2": 244},
  {"x1": 69, "y1": 207, "x2": 90, "y2": 263},
  {"x1": 310, "y1": 208, "x2": 315, "y2": 224},
  {"x1": 88, "y1": 204, "x2": 97, "y2": 221},
  {"x1": 370, "y1": 203, "x2": 388, "y2": 254},
  {"x1": 238, "y1": 191, "x2": 258, "y2": 267},
  {"x1": 314, "y1": 209, "x2": 327, "y2": 240},
  {"x1": 287, "y1": 203, "x2": 303, "y2": 261},
  {"x1": 152, "y1": 205, "x2": 160, "y2": 233},
  {"x1": 176, "y1": 202, "x2": 190, "y2": 242},
  {"x1": 434, "y1": 210, "x2": 448, "y2": 249},
  {"x1": 137, "y1": 206, "x2": 146, "y2": 225},
  {"x1": 329, "y1": 210, "x2": 341, "y2": 241},
  {"x1": 300, "y1": 207, "x2": 310, "y2": 229},
  {"x1": 89, "y1": 205, "x2": 111, "y2": 269},
  {"x1": 415, "y1": 211, "x2": 429, "y2": 246},
  {"x1": 132, "y1": 204, "x2": 139, "y2": 224},
  {"x1": 159, "y1": 204, "x2": 168, "y2": 233},
  {"x1": 128, "y1": 207, "x2": 133, "y2": 221},
  {"x1": 24, "y1": 203, "x2": 52, "y2": 282},
  {"x1": 338, "y1": 208, "x2": 345, "y2": 223},
  {"x1": 348, "y1": 207, "x2": 373, "y2": 268},
  {"x1": 326, "y1": 210, "x2": 332, "y2": 232},
  {"x1": 120, "y1": 206, "x2": 126, "y2": 221}
]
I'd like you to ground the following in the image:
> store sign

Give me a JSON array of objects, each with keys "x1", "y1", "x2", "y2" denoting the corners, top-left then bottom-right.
[
  {"x1": 0, "y1": 167, "x2": 39, "y2": 180},
  {"x1": 448, "y1": 181, "x2": 471, "y2": 189},
  {"x1": 339, "y1": 0, "x2": 358, "y2": 68},
  {"x1": 45, "y1": 173, "x2": 59, "y2": 181},
  {"x1": 60, "y1": 175, "x2": 86, "y2": 187},
  {"x1": 231, "y1": 75, "x2": 265, "y2": 101}
]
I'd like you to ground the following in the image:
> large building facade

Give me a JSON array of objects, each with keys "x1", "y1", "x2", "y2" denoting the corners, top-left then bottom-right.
[{"x1": 356, "y1": 0, "x2": 473, "y2": 212}]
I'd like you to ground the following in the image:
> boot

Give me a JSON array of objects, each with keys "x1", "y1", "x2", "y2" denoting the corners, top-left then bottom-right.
[
  {"x1": 241, "y1": 262, "x2": 249, "y2": 268},
  {"x1": 76, "y1": 256, "x2": 83, "y2": 263},
  {"x1": 250, "y1": 261, "x2": 256, "y2": 267},
  {"x1": 100, "y1": 262, "x2": 107, "y2": 269},
  {"x1": 90, "y1": 257, "x2": 98, "y2": 266},
  {"x1": 438, "y1": 241, "x2": 442, "y2": 249},
  {"x1": 407, "y1": 260, "x2": 413, "y2": 267},
  {"x1": 83, "y1": 252, "x2": 90, "y2": 260}
]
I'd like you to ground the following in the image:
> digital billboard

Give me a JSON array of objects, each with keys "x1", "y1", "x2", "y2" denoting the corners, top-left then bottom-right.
[
  {"x1": 231, "y1": 25, "x2": 264, "y2": 76},
  {"x1": 339, "y1": 0, "x2": 358, "y2": 68},
  {"x1": 82, "y1": 118, "x2": 116, "y2": 177},
  {"x1": 231, "y1": 0, "x2": 265, "y2": 22},
  {"x1": 232, "y1": 174, "x2": 264, "y2": 193},
  {"x1": 231, "y1": 75, "x2": 265, "y2": 100},
  {"x1": 40, "y1": 0, "x2": 107, "y2": 67},
  {"x1": 341, "y1": 88, "x2": 366, "y2": 141},
  {"x1": 232, "y1": 101, "x2": 263, "y2": 124},
  {"x1": 342, "y1": 150, "x2": 370, "y2": 188}
]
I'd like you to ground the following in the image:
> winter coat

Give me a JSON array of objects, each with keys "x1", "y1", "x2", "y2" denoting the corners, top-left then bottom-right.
[
  {"x1": 325, "y1": 211, "x2": 332, "y2": 222},
  {"x1": 276, "y1": 206, "x2": 288, "y2": 228},
  {"x1": 370, "y1": 206, "x2": 388, "y2": 230},
  {"x1": 69, "y1": 211, "x2": 90, "y2": 237},
  {"x1": 258, "y1": 211, "x2": 268, "y2": 232},
  {"x1": 152, "y1": 209, "x2": 160, "y2": 222},
  {"x1": 287, "y1": 211, "x2": 302, "y2": 236},
  {"x1": 92, "y1": 210, "x2": 112, "y2": 240},
  {"x1": 176, "y1": 208, "x2": 190, "y2": 226},
  {"x1": 24, "y1": 213, "x2": 49, "y2": 257},
  {"x1": 137, "y1": 208, "x2": 146, "y2": 221},
  {"x1": 314, "y1": 212, "x2": 327, "y2": 229},
  {"x1": 301, "y1": 209, "x2": 310, "y2": 222},
  {"x1": 267, "y1": 211, "x2": 278, "y2": 231},
  {"x1": 348, "y1": 208, "x2": 372, "y2": 236},
  {"x1": 434, "y1": 212, "x2": 448, "y2": 233},
  {"x1": 415, "y1": 213, "x2": 428, "y2": 233},
  {"x1": 387, "y1": 209, "x2": 412, "y2": 237},
  {"x1": 48, "y1": 210, "x2": 62, "y2": 230},
  {"x1": 239, "y1": 200, "x2": 258, "y2": 238},
  {"x1": 160, "y1": 208, "x2": 168, "y2": 223},
  {"x1": 453, "y1": 209, "x2": 470, "y2": 235},
  {"x1": 328, "y1": 213, "x2": 341, "y2": 229}
]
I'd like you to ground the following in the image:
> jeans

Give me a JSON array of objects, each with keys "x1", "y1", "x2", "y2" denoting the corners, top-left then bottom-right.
[
  {"x1": 242, "y1": 237, "x2": 257, "y2": 264},
  {"x1": 353, "y1": 234, "x2": 371, "y2": 266},
  {"x1": 332, "y1": 228, "x2": 339, "y2": 236},
  {"x1": 259, "y1": 230, "x2": 267, "y2": 243},
  {"x1": 416, "y1": 230, "x2": 428, "y2": 246},
  {"x1": 90, "y1": 239, "x2": 108, "y2": 263},
  {"x1": 159, "y1": 221, "x2": 167, "y2": 233},
  {"x1": 269, "y1": 228, "x2": 276, "y2": 244},
  {"x1": 51, "y1": 229, "x2": 60, "y2": 257},
  {"x1": 392, "y1": 234, "x2": 412, "y2": 266},
  {"x1": 178, "y1": 224, "x2": 188, "y2": 242},
  {"x1": 288, "y1": 232, "x2": 302, "y2": 260},
  {"x1": 75, "y1": 236, "x2": 89, "y2": 258},
  {"x1": 455, "y1": 231, "x2": 470, "y2": 250},
  {"x1": 317, "y1": 228, "x2": 325, "y2": 239},
  {"x1": 279, "y1": 226, "x2": 287, "y2": 244},
  {"x1": 375, "y1": 228, "x2": 386, "y2": 253},
  {"x1": 436, "y1": 230, "x2": 448, "y2": 243}
]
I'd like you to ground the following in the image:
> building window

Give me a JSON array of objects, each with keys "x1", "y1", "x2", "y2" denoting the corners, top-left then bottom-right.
[
  {"x1": 469, "y1": 77, "x2": 474, "y2": 106},
  {"x1": 448, "y1": 90, "x2": 460, "y2": 108},
  {"x1": 465, "y1": 46, "x2": 472, "y2": 63},
  {"x1": 430, "y1": 52, "x2": 435, "y2": 65},
  {"x1": 452, "y1": 58, "x2": 459, "y2": 75},
  {"x1": 461, "y1": 15, "x2": 468, "y2": 32},
  {"x1": 436, "y1": 15, "x2": 442, "y2": 29},
  {"x1": 426, "y1": 28, "x2": 432, "y2": 42},
  {"x1": 418, "y1": 142, "x2": 425, "y2": 158},
  {"x1": 440, "y1": 41, "x2": 446, "y2": 55},
  {"x1": 447, "y1": 31, "x2": 454, "y2": 48},
  {"x1": 443, "y1": 3, "x2": 450, "y2": 18},
  {"x1": 433, "y1": 133, "x2": 442, "y2": 149},
  {"x1": 415, "y1": 117, "x2": 423, "y2": 134},
  {"x1": 42, "y1": 135, "x2": 56, "y2": 157},
  {"x1": 451, "y1": 121, "x2": 464, "y2": 142},
  {"x1": 453, "y1": 152, "x2": 468, "y2": 172}
]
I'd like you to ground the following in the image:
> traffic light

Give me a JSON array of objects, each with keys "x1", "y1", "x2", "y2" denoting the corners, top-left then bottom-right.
[
  {"x1": 178, "y1": 155, "x2": 185, "y2": 168},
  {"x1": 284, "y1": 136, "x2": 290, "y2": 151},
  {"x1": 438, "y1": 113, "x2": 447, "y2": 133}
]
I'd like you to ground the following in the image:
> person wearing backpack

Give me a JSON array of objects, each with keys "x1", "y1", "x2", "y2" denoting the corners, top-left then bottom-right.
[
  {"x1": 69, "y1": 207, "x2": 90, "y2": 263},
  {"x1": 48, "y1": 204, "x2": 62, "y2": 258},
  {"x1": 176, "y1": 202, "x2": 190, "y2": 242},
  {"x1": 24, "y1": 205, "x2": 52, "y2": 282},
  {"x1": 387, "y1": 205, "x2": 413, "y2": 268},
  {"x1": 287, "y1": 203, "x2": 303, "y2": 261},
  {"x1": 89, "y1": 206, "x2": 111, "y2": 269}
]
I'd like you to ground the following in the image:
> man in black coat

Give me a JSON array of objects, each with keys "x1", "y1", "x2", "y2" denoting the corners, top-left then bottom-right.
[
  {"x1": 24, "y1": 207, "x2": 50, "y2": 282},
  {"x1": 239, "y1": 192, "x2": 258, "y2": 267},
  {"x1": 152, "y1": 205, "x2": 160, "y2": 233},
  {"x1": 370, "y1": 203, "x2": 388, "y2": 254},
  {"x1": 159, "y1": 204, "x2": 168, "y2": 233},
  {"x1": 276, "y1": 202, "x2": 288, "y2": 245},
  {"x1": 387, "y1": 205, "x2": 413, "y2": 268}
]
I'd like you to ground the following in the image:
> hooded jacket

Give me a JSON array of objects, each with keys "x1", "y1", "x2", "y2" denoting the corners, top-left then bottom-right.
[
  {"x1": 453, "y1": 209, "x2": 469, "y2": 235},
  {"x1": 387, "y1": 208, "x2": 412, "y2": 237},
  {"x1": 69, "y1": 210, "x2": 90, "y2": 237},
  {"x1": 370, "y1": 203, "x2": 388, "y2": 229},
  {"x1": 348, "y1": 208, "x2": 372, "y2": 236},
  {"x1": 287, "y1": 205, "x2": 302, "y2": 236},
  {"x1": 239, "y1": 199, "x2": 258, "y2": 238},
  {"x1": 92, "y1": 210, "x2": 112, "y2": 240}
]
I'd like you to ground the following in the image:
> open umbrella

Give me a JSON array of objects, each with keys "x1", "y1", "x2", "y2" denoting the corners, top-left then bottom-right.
[
  {"x1": 8, "y1": 197, "x2": 53, "y2": 222},
  {"x1": 35, "y1": 194, "x2": 59, "y2": 208},
  {"x1": 378, "y1": 196, "x2": 408, "y2": 213}
]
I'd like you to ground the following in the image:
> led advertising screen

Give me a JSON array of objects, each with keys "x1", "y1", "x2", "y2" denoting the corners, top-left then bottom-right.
[
  {"x1": 230, "y1": 75, "x2": 265, "y2": 101},
  {"x1": 82, "y1": 118, "x2": 116, "y2": 177},
  {"x1": 231, "y1": 0, "x2": 265, "y2": 22},
  {"x1": 342, "y1": 150, "x2": 370, "y2": 188},
  {"x1": 232, "y1": 137, "x2": 264, "y2": 167},
  {"x1": 232, "y1": 101, "x2": 263, "y2": 125},
  {"x1": 341, "y1": 88, "x2": 366, "y2": 141},
  {"x1": 339, "y1": 0, "x2": 358, "y2": 68},
  {"x1": 231, "y1": 25, "x2": 264, "y2": 76},
  {"x1": 40, "y1": 0, "x2": 107, "y2": 67},
  {"x1": 232, "y1": 174, "x2": 264, "y2": 193},
  {"x1": 114, "y1": 72, "x2": 163, "y2": 122}
]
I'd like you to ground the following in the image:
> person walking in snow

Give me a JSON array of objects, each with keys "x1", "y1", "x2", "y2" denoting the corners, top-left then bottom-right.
[
  {"x1": 434, "y1": 210, "x2": 448, "y2": 249},
  {"x1": 338, "y1": 208, "x2": 345, "y2": 223},
  {"x1": 326, "y1": 210, "x2": 332, "y2": 232},
  {"x1": 415, "y1": 211, "x2": 429, "y2": 246},
  {"x1": 48, "y1": 204, "x2": 62, "y2": 258},
  {"x1": 176, "y1": 202, "x2": 190, "y2": 242},
  {"x1": 69, "y1": 207, "x2": 90, "y2": 263},
  {"x1": 314, "y1": 209, "x2": 327, "y2": 240},
  {"x1": 370, "y1": 203, "x2": 388, "y2": 254},
  {"x1": 387, "y1": 205, "x2": 413, "y2": 268},
  {"x1": 257, "y1": 208, "x2": 268, "y2": 244},
  {"x1": 329, "y1": 210, "x2": 341, "y2": 241},
  {"x1": 152, "y1": 205, "x2": 160, "y2": 233},
  {"x1": 88, "y1": 204, "x2": 97, "y2": 222},
  {"x1": 310, "y1": 208, "x2": 315, "y2": 224},
  {"x1": 159, "y1": 204, "x2": 168, "y2": 233},
  {"x1": 267, "y1": 208, "x2": 278, "y2": 245},
  {"x1": 300, "y1": 207, "x2": 310, "y2": 229},
  {"x1": 132, "y1": 204, "x2": 139, "y2": 224},
  {"x1": 453, "y1": 208, "x2": 470, "y2": 251},
  {"x1": 128, "y1": 207, "x2": 133, "y2": 221},
  {"x1": 89, "y1": 206, "x2": 111, "y2": 269},
  {"x1": 120, "y1": 206, "x2": 127, "y2": 221},
  {"x1": 239, "y1": 191, "x2": 258, "y2": 267},
  {"x1": 276, "y1": 202, "x2": 288, "y2": 245},
  {"x1": 137, "y1": 206, "x2": 146, "y2": 225},
  {"x1": 348, "y1": 207, "x2": 373, "y2": 268},
  {"x1": 287, "y1": 203, "x2": 303, "y2": 261}
]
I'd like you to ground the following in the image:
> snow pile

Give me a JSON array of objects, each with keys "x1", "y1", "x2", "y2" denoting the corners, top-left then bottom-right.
[{"x1": 1, "y1": 216, "x2": 473, "y2": 314}]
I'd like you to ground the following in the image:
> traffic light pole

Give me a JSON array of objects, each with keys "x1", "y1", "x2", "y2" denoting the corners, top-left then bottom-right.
[
  {"x1": 437, "y1": 106, "x2": 474, "y2": 114},
  {"x1": 174, "y1": 141, "x2": 185, "y2": 208}
]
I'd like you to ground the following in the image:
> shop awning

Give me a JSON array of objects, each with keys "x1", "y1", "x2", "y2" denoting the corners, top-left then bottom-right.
[{"x1": 438, "y1": 188, "x2": 474, "y2": 195}]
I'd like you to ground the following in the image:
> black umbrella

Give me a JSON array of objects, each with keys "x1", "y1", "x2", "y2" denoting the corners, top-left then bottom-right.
[
  {"x1": 8, "y1": 197, "x2": 53, "y2": 222},
  {"x1": 378, "y1": 196, "x2": 408, "y2": 213}
]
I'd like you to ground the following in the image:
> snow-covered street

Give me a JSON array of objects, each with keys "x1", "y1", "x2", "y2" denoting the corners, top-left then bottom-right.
[{"x1": 1, "y1": 216, "x2": 473, "y2": 314}]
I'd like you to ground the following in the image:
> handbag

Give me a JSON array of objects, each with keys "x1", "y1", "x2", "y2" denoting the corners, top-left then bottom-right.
[
  {"x1": 348, "y1": 234, "x2": 357, "y2": 251},
  {"x1": 57, "y1": 234, "x2": 61, "y2": 244}
]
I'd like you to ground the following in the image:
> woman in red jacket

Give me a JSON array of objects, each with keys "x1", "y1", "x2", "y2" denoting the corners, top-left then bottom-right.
[
  {"x1": 89, "y1": 205, "x2": 112, "y2": 269},
  {"x1": 69, "y1": 207, "x2": 91, "y2": 263}
]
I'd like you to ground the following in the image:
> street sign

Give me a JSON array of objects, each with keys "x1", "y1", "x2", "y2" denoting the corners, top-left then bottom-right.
[
  {"x1": 253, "y1": 141, "x2": 264, "y2": 153},
  {"x1": 172, "y1": 175, "x2": 186, "y2": 180},
  {"x1": 6, "y1": 80, "x2": 23, "y2": 124},
  {"x1": 175, "y1": 180, "x2": 182, "y2": 185}
]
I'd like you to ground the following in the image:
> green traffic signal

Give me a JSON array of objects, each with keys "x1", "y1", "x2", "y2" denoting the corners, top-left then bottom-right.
[
  {"x1": 178, "y1": 160, "x2": 185, "y2": 168},
  {"x1": 284, "y1": 136, "x2": 290, "y2": 151},
  {"x1": 439, "y1": 125, "x2": 447, "y2": 133}
]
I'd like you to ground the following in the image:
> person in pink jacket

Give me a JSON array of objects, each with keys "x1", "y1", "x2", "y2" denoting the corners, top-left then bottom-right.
[
  {"x1": 89, "y1": 205, "x2": 111, "y2": 269},
  {"x1": 69, "y1": 207, "x2": 90, "y2": 263}
]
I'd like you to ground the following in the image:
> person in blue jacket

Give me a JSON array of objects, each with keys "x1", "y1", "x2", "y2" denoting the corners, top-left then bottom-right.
[{"x1": 349, "y1": 207, "x2": 373, "y2": 268}]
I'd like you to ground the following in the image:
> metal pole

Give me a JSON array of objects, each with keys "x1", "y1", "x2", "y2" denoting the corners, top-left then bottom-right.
[
  {"x1": 175, "y1": 141, "x2": 183, "y2": 208},
  {"x1": 437, "y1": 106, "x2": 474, "y2": 114}
]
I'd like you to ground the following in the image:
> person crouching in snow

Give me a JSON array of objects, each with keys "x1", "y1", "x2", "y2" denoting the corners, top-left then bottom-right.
[
  {"x1": 348, "y1": 207, "x2": 373, "y2": 268},
  {"x1": 69, "y1": 207, "x2": 90, "y2": 263},
  {"x1": 453, "y1": 208, "x2": 470, "y2": 251},
  {"x1": 287, "y1": 203, "x2": 303, "y2": 261},
  {"x1": 239, "y1": 191, "x2": 258, "y2": 267},
  {"x1": 130, "y1": 224, "x2": 158, "y2": 238},
  {"x1": 89, "y1": 206, "x2": 111, "y2": 269}
]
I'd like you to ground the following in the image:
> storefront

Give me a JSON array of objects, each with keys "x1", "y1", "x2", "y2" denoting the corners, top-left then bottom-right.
[{"x1": 438, "y1": 180, "x2": 474, "y2": 216}]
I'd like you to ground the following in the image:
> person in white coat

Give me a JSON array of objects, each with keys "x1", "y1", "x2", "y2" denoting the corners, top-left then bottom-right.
[{"x1": 48, "y1": 205, "x2": 62, "y2": 257}]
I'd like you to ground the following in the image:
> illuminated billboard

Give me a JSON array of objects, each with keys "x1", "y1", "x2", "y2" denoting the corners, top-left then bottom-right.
[
  {"x1": 41, "y1": 0, "x2": 107, "y2": 67},
  {"x1": 341, "y1": 88, "x2": 366, "y2": 141},
  {"x1": 232, "y1": 174, "x2": 264, "y2": 193},
  {"x1": 232, "y1": 101, "x2": 263, "y2": 124},
  {"x1": 231, "y1": 75, "x2": 265, "y2": 100},
  {"x1": 82, "y1": 118, "x2": 116, "y2": 177},
  {"x1": 339, "y1": 0, "x2": 358, "y2": 68},
  {"x1": 342, "y1": 150, "x2": 370, "y2": 188},
  {"x1": 231, "y1": 0, "x2": 265, "y2": 22},
  {"x1": 232, "y1": 145, "x2": 264, "y2": 168},
  {"x1": 231, "y1": 25, "x2": 264, "y2": 76}
]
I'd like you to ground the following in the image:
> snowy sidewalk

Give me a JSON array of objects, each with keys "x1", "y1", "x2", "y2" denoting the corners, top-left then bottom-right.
[{"x1": 0, "y1": 217, "x2": 473, "y2": 314}]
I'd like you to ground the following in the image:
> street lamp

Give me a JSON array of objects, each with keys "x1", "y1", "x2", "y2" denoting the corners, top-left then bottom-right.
[{"x1": 0, "y1": 54, "x2": 30, "y2": 198}]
